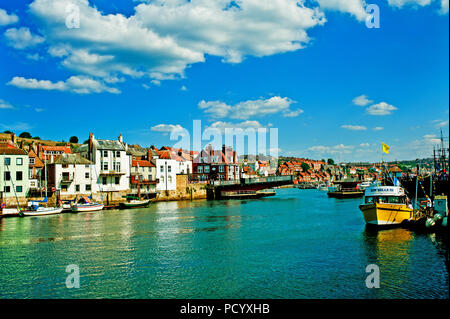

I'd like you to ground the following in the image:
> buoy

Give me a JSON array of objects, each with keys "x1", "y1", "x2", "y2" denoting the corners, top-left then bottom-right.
[{"x1": 425, "y1": 218, "x2": 435, "y2": 228}]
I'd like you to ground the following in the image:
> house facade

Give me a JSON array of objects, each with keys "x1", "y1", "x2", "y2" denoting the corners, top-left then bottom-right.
[
  {"x1": 47, "y1": 154, "x2": 96, "y2": 196},
  {"x1": 76, "y1": 133, "x2": 131, "y2": 194},
  {"x1": 192, "y1": 145, "x2": 240, "y2": 182},
  {"x1": 0, "y1": 146, "x2": 29, "y2": 202}
]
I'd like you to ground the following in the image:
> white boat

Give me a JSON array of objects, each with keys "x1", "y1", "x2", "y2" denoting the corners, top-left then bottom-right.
[
  {"x1": 22, "y1": 206, "x2": 63, "y2": 216},
  {"x1": 71, "y1": 197, "x2": 104, "y2": 212},
  {"x1": 359, "y1": 181, "x2": 372, "y2": 190}
]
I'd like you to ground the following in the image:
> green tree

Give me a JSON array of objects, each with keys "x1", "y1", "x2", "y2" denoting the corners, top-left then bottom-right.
[
  {"x1": 3, "y1": 130, "x2": 13, "y2": 134},
  {"x1": 301, "y1": 163, "x2": 310, "y2": 172},
  {"x1": 69, "y1": 136, "x2": 79, "y2": 143},
  {"x1": 327, "y1": 158, "x2": 335, "y2": 165},
  {"x1": 32, "y1": 136, "x2": 41, "y2": 140},
  {"x1": 19, "y1": 132, "x2": 32, "y2": 138}
]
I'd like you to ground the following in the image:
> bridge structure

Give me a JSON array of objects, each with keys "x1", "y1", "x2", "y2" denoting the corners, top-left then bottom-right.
[{"x1": 208, "y1": 175, "x2": 295, "y2": 199}]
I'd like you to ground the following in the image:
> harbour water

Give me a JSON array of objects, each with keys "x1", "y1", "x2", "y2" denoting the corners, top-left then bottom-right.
[{"x1": 0, "y1": 188, "x2": 448, "y2": 299}]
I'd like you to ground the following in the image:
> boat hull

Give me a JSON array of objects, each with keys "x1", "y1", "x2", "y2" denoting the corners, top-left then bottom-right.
[
  {"x1": 359, "y1": 203, "x2": 413, "y2": 226},
  {"x1": 22, "y1": 207, "x2": 63, "y2": 216},
  {"x1": 71, "y1": 204, "x2": 104, "y2": 212},
  {"x1": 119, "y1": 200, "x2": 151, "y2": 209},
  {"x1": 327, "y1": 191, "x2": 364, "y2": 199}
]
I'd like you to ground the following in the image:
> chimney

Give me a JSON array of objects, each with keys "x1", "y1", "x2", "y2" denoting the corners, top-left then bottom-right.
[
  {"x1": 222, "y1": 144, "x2": 226, "y2": 155},
  {"x1": 118, "y1": 133, "x2": 123, "y2": 143},
  {"x1": 147, "y1": 149, "x2": 152, "y2": 161},
  {"x1": 11, "y1": 133, "x2": 16, "y2": 146},
  {"x1": 88, "y1": 133, "x2": 94, "y2": 162}
]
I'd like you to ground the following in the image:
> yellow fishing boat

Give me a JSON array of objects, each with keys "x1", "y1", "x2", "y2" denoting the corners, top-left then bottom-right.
[{"x1": 359, "y1": 186, "x2": 414, "y2": 227}]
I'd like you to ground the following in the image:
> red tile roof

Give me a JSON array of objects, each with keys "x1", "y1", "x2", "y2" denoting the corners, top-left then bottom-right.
[{"x1": 132, "y1": 159, "x2": 155, "y2": 167}]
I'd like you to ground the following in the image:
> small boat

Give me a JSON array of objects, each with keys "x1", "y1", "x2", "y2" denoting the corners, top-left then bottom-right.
[
  {"x1": 327, "y1": 181, "x2": 364, "y2": 198},
  {"x1": 22, "y1": 206, "x2": 63, "y2": 216},
  {"x1": 119, "y1": 198, "x2": 151, "y2": 209},
  {"x1": 220, "y1": 189, "x2": 276, "y2": 200},
  {"x1": 359, "y1": 181, "x2": 372, "y2": 190},
  {"x1": 359, "y1": 185, "x2": 413, "y2": 227},
  {"x1": 71, "y1": 196, "x2": 104, "y2": 212}
]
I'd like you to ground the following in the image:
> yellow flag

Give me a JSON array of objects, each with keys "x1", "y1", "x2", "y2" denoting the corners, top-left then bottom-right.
[{"x1": 382, "y1": 142, "x2": 390, "y2": 154}]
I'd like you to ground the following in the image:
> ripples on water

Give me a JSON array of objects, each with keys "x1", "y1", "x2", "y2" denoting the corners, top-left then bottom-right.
[{"x1": 0, "y1": 189, "x2": 448, "y2": 299}]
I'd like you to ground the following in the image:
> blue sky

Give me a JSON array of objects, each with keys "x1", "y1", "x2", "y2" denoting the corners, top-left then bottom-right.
[{"x1": 0, "y1": 0, "x2": 448, "y2": 162}]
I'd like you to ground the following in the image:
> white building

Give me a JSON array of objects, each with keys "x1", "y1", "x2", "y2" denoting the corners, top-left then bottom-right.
[
  {"x1": 47, "y1": 154, "x2": 96, "y2": 196},
  {"x1": 76, "y1": 133, "x2": 131, "y2": 193},
  {"x1": 155, "y1": 158, "x2": 177, "y2": 191},
  {"x1": 0, "y1": 146, "x2": 29, "y2": 200}
]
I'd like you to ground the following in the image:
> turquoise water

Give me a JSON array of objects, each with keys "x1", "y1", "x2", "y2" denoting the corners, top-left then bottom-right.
[{"x1": 0, "y1": 188, "x2": 448, "y2": 299}]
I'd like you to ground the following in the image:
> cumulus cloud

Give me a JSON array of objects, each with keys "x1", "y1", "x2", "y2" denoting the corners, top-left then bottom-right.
[
  {"x1": 341, "y1": 124, "x2": 367, "y2": 130},
  {"x1": 207, "y1": 120, "x2": 264, "y2": 132},
  {"x1": 366, "y1": 102, "x2": 397, "y2": 115},
  {"x1": 441, "y1": 0, "x2": 449, "y2": 13},
  {"x1": 199, "y1": 96, "x2": 301, "y2": 120},
  {"x1": 387, "y1": 0, "x2": 432, "y2": 8},
  {"x1": 4, "y1": 27, "x2": 44, "y2": 49},
  {"x1": 0, "y1": 99, "x2": 14, "y2": 109},
  {"x1": 308, "y1": 143, "x2": 354, "y2": 155},
  {"x1": 373, "y1": 126, "x2": 384, "y2": 131},
  {"x1": 352, "y1": 94, "x2": 373, "y2": 106},
  {"x1": 26, "y1": 0, "x2": 326, "y2": 84},
  {"x1": 360, "y1": 143, "x2": 370, "y2": 147},
  {"x1": 0, "y1": 8, "x2": 18, "y2": 26},
  {"x1": 151, "y1": 124, "x2": 185, "y2": 133},
  {"x1": 316, "y1": 0, "x2": 368, "y2": 21},
  {"x1": 7, "y1": 76, "x2": 120, "y2": 94}
]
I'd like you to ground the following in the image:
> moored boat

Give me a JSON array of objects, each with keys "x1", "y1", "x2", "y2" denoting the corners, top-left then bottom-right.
[
  {"x1": 71, "y1": 196, "x2": 104, "y2": 212},
  {"x1": 22, "y1": 206, "x2": 63, "y2": 216},
  {"x1": 119, "y1": 198, "x2": 151, "y2": 209},
  {"x1": 359, "y1": 185, "x2": 413, "y2": 227}
]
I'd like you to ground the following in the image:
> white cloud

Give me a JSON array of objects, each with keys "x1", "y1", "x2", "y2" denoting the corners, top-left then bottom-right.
[
  {"x1": 0, "y1": 122, "x2": 32, "y2": 131},
  {"x1": 341, "y1": 124, "x2": 367, "y2": 130},
  {"x1": 0, "y1": 8, "x2": 18, "y2": 26},
  {"x1": 373, "y1": 126, "x2": 384, "y2": 131},
  {"x1": 26, "y1": 0, "x2": 326, "y2": 84},
  {"x1": 352, "y1": 94, "x2": 373, "y2": 106},
  {"x1": 433, "y1": 119, "x2": 449, "y2": 127},
  {"x1": 207, "y1": 120, "x2": 264, "y2": 132},
  {"x1": 0, "y1": 99, "x2": 14, "y2": 109},
  {"x1": 4, "y1": 27, "x2": 44, "y2": 50},
  {"x1": 387, "y1": 0, "x2": 432, "y2": 8},
  {"x1": 7, "y1": 76, "x2": 120, "y2": 94},
  {"x1": 199, "y1": 96, "x2": 300, "y2": 120},
  {"x1": 308, "y1": 143, "x2": 354, "y2": 155},
  {"x1": 316, "y1": 0, "x2": 368, "y2": 21},
  {"x1": 151, "y1": 124, "x2": 185, "y2": 133},
  {"x1": 360, "y1": 143, "x2": 370, "y2": 147},
  {"x1": 440, "y1": 0, "x2": 449, "y2": 13},
  {"x1": 366, "y1": 102, "x2": 397, "y2": 115},
  {"x1": 180, "y1": 85, "x2": 187, "y2": 91}
]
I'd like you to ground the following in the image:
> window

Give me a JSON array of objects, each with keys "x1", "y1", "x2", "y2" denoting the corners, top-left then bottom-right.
[
  {"x1": 168, "y1": 165, "x2": 172, "y2": 173},
  {"x1": 219, "y1": 165, "x2": 225, "y2": 173},
  {"x1": 160, "y1": 176, "x2": 164, "y2": 183},
  {"x1": 61, "y1": 185, "x2": 68, "y2": 192},
  {"x1": 102, "y1": 177, "x2": 107, "y2": 185},
  {"x1": 16, "y1": 186, "x2": 23, "y2": 193},
  {"x1": 4, "y1": 171, "x2": 11, "y2": 181},
  {"x1": 197, "y1": 166, "x2": 203, "y2": 173},
  {"x1": 103, "y1": 150, "x2": 108, "y2": 157},
  {"x1": 204, "y1": 166, "x2": 210, "y2": 173},
  {"x1": 85, "y1": 172, "x2": 90, "y2": 179},
  {"x1": 4, "y1": 157, "x2": 11, "y2": 165},
  {"x1": 114, "y1": 162, "x2": 121, "y2": 172},
  {"x1": 116, "y1": 151, "x2": 121, "y2": 157},
  {"x1": 75, "y1": 185, "x2": 80, "y2": 192},
  {"x1": 160, "y1": 166, "x2": 164, "y2": 173},
  {"x1": 102, "y1": 162, "x2": 108, "y2": 171},
  {"x1": 168, "y1": 176, "x2": 172, "y2": 183},
  {"x1": 4, "y1": 186, "x2": 10, "y2": 193},
  {"x1": 115, "y1": 177, "x2": 120, "y2": 185},
  {"x1": 16, "y1": 171, "x2": 23, "y2": 181},
  {"x1": 16, "y1": 158, "x2": 23, "y2": 165},
  {"x1": 29, "y1": 157, "x2": 35, "y2": 165},
  {"x1": 85, "y1": 165, "x2": 89, "y2": 168},
  {"x1": 365, "y1": 197, "x2": 374, "y2": 204},
  {"x1": 86, "y1": 184, "x2": 91, "y2": 192},
  {"x1": 62, "y1": 164, "x2": 68, "y2": 168}
]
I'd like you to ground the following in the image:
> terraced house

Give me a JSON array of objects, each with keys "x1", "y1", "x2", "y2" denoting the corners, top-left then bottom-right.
[
  {"x1": 0, "y1": 144, "x2": 29, "y2": 206},
  {"x1": 75, "y1": 133, "x2": 131, "y2": 202}
]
